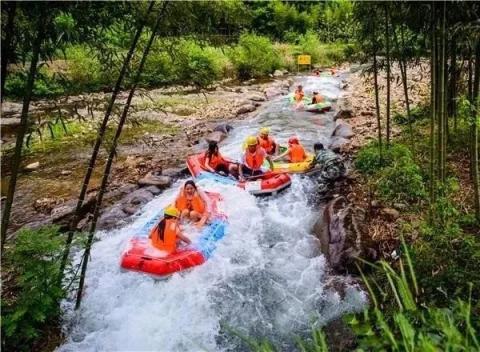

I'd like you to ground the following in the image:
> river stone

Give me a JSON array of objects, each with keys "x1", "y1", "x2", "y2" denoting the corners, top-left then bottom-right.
[
  {"x1": 264, "y1": 87, "x2": 282, "y2": 100},
  {"x1": 24, "y1": 161, "x2": 40, "y2": 172},
  {"x1": 138, "y1": 173, "x2": 172, "y2": 188},
  {"x1": 213, "y1": 123, "x2": 233, "y2": 134},
  {"x1": 235, "y1": 103, "x2": 256, "y2": 115},
  {"x1": 143, "y1": 185, "x2": 162, "y2": 195},
  {"x1": 205, "y1": 131, "x2": 227, "y2": 144},
  {"x1": 96, "y1": 206, "x2": 128, "y2": 230},
  {"x1": 329, "y1": 137, "x2": 350, "y2": 152},
  {"x1": 123, "y1": 188, "x2": 154, "y2": 206},
  {"x1": 334, "y1": 109, "x2": 353, "y2": 120},
  {"x1": 247, "y1": 93, "x2": 266, "y2": 102},
  {"x1": 273, "y1": 69, "x2": 284, "y2": 77},
  {"x1": 162, "y1": 167, "x2": 188, "y2": 178},
  {"x1": 332, "y1": 120, "x2": 354, "y2": 139}
]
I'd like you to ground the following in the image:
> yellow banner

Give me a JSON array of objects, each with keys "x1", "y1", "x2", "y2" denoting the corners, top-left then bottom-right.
[{"x1": 297, "y1": 55, "x2": 311, "y2": 65}]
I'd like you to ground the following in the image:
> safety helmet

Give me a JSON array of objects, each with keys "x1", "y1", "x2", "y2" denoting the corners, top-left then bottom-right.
[
  {"x1": 259, "y1": 127, "x2": 270, "y2": 136},
  {"x1": 288, "y1": 136, "x2": 299, "y2": 145},
  {"x1": 246, "y1": 135, "x2": 258, "y2": 146},
  {"x1": 164, "y1": 206, "x2": 180, "y2": 218}
]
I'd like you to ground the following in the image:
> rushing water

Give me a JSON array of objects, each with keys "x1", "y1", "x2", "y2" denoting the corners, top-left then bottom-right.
[{"x1": 58, "y1": 74, "x2": 366, "y2": 352}]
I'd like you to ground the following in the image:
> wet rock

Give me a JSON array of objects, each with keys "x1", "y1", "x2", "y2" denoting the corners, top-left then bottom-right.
[
  {"x1": 205, "y1": 131, "x2": 227, "y2": 144},
  {"x1": 381, "y1": 207, "x2": 400, "y2": 220},
  {"x1": 144, "y1": 185, "x2": 162, "y2": 195},
  {"x1": 264, "y1": 87, "x2": 282, "y2": 100},
  {"x1": 122, "y1": 205, "x2": 138, "y2": 215},
  {"x1": 334, "y1": 109, "x2": 353, "y2": 120},
  {"x1": 246, "y1": 93, "x2": 266, "y2": 102},
  {"x1": 213, "y1": 123, "x2": 233, "y2": 134},
  {"x1": 235, "y1": 103, "x2": 256, "y2": 115},
  {"x1": 332, "y1": 120, "x2": 354, "y2": 139},
  {"x1": 24, "y1": 161, "x2": 40, "y2": 172},
  {"x1": 50, "y1": 195, "x2": 96, "y2": 226},
  {"x1": 162, "y1": 167, "x2": 188, "y2": 178},
  {"x1": 312, "y1": 196, "x2": 374, "y2": 272},
  {"x1": 123, "y1": 188, "x2": 155, "y2": 205},
  {"x1": 96, "y1": 206, "x2": 128, "y2": 230},
  {"x1": 329, "y1": 137, "x2": 350, "y2": 152},
  {"x1": 273, "y1": 69, "x2": 284, "y2": 77},
  {"x1": 138, "y1": 173, "x2": 172, "y2": 188}
]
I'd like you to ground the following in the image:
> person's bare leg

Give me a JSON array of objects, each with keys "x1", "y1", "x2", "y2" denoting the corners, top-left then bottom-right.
[
  {"x1": 180, "y1": 209, "x2": 190, "y2": 220},
  {"x1": 190, "y1": 211, "x2": 202, "y2": 222}
]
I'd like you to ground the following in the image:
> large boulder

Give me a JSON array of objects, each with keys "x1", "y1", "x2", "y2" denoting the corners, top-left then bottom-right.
[
  {"x1": 123, "y1": 188, "x2": 155, "y2": 205},
  {"x1": 329, "y1": 136, "x2": 350, "y2": 152},
  {"x1": 161, "y1": 167, "x2": 188, "y2": 178},
  {"x1": 332, "y1": 120, "x2": 354, "y2": 139},
  {"x1": 138, "y1": 172, "x2": 172, "y2": 188},
  {"x1": 213, "y1": 123, "x2": 233, "y2": 134},
  {"x1": 96, "y1": 206, "x2": 128, "y2": 230},
  {"x1": 312, "y1": 196, "x2": 375, "y2": 272}
]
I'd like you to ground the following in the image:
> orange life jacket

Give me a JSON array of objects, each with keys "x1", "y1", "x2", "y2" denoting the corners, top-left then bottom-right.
[
  {"x1": 205, "y1": 152, "x2": 226, "y2": 169},
  {"x1": 288, "y1": 144, "x2": 307, "y2": 163},
  {"x1": 312, "y1": 94, "x2": 324, "y2": 104},
  {"x1": 295, "y1": 91, "x2": 304, "y2": 102},
  {"x1": 175, "y1": 191, "x2": 206, "y2": 214},
  {"x1": 244, "y1": 146, "x2": 265, "y2": 170},
  {"x1": 258, "y1": 136, "x2": 275, "y2": 154},
  {"x1": 150, "y1": 218, "x2": 178, "y2": 253}
]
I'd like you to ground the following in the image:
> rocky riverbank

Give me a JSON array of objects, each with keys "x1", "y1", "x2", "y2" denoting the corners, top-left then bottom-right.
[
  {"x1": 313, "y1": 62, "x2": 431, "y2": 272},
  {"x1": 1, "y1": 75, "x2": 294, "y2": 236}
]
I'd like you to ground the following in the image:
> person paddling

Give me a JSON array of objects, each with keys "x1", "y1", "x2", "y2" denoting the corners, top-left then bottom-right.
[
  {"x1": 150, "y1": 206, "x2": 191, "y2": 254},
  {"x1": 239, "y1": 136, "x2": 273, "y2": 182},
  {"x1": 273, "y1": 136, "x2": 308, "y2": 163},
  {"x1": 175, "y1": 180, "x2": 209, "y2": 228}
]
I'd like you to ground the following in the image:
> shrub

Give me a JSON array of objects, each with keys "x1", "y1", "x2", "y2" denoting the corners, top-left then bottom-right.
[
  {"x1": 376, "y1": 161, "x2": 426, "y2": 203},
  {"x1": 355, "y1": 142, "x2": 412, "y2": 175},
  {"x1": 349, "y1": 242, "x2": 479, "y2": 351},
  {"x1": 64, "y1": 44, "x2": 106, "y2": 92},
  {"x1": 298, "y1": 30, "x2": 323, "y2": 64},
  {"x1": 4, "y1": 67, "x2": 65, "y2": 99},
  {"x1": 229, "y1": 33, "x2": 281, "y2": 79},
  {"x1": 1, "y1": 226, "x2": 67, "y2": 351}
]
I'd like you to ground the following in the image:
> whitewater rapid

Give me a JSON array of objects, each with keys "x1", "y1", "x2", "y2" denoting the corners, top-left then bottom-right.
[{"x1": 58, "y1": 74, "x2": 366, "y2": 352}]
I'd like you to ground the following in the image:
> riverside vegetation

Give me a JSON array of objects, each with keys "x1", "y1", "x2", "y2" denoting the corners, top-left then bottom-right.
[{"x1": 1, "y1": 1, "x2": 479, "y2": 351}]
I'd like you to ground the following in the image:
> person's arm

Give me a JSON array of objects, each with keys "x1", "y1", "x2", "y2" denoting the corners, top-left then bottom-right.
[
  {"x1": 272, "y1": 149, "x2": 288, "y2": 161},
  {"x1": 266, "y1": 155, "x2": 274, "y2": 170},
  {"x1": 239, "y1": 153, "x2": 245, "y2": 181},
  {"x1": 176, "y1": 224, "x2": 191, "y2": 245},
  {"x1": 204, "y1": 156, "x2": 216, "y2": 173}
]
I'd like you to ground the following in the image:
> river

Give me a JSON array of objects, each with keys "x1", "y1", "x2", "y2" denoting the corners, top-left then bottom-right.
[{"x1": 58, "y1": 73, "x2": 366, "y2": 352}]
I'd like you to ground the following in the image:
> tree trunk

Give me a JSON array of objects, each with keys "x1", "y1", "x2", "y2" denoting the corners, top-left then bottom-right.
[
  {"x1": 1, "y1": 2, "x2": 17, "y2": 101},
  {"x1": 393, "y1": 23, "x2": 414, "y2": 146},
  {"x1": 75, "y1": 2, "x2": 167, "y2": 310},
  {"x1": 1, "y1": 9, "x2": 45, "y2": 250},
  {"x1": 59, "y1": 0, "x2": 155, "y2": 280},
  {"x1": 471, "y1": 40, "x2": 480, "y2": 221},
  {"x1": 384, "y1": 5, "x2": 391, "y2": 145},
  {"x1": 372, "y1": 20, "x2": 382, "y2": 162},
  {"x1": 449, "y1": 36, "x2": 458, "y2": 133},
  {"x1": 439, "y1": 2, "x2": 446, "y2": 185},
  {"x1": 429, "y1": 2, "x2": 436, "y2": 222}
]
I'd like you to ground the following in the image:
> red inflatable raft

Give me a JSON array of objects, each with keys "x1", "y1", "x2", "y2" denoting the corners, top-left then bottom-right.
[
  {"x1": 120, "y1": 192, "x2": 227, "y2": 278},
  {"x1": 186, "y1": 153, "x2": 291, "y2": 196}
]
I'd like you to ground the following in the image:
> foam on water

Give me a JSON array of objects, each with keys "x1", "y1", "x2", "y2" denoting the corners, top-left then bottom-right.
[{"x1": 58, "y1": 75, "x2": 366, "y2": 352}]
